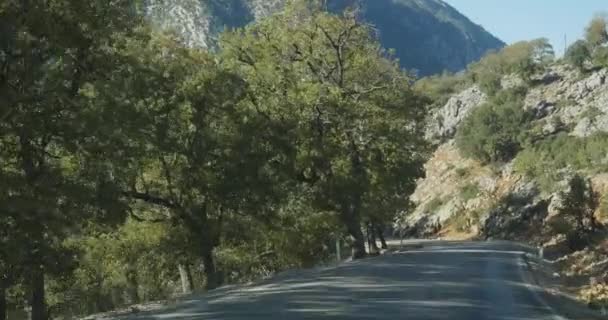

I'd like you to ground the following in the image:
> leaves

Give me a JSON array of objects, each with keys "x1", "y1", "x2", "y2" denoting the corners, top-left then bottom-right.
[{"x1": 1, "y1": 0, "x2": 428, "y2": 316}]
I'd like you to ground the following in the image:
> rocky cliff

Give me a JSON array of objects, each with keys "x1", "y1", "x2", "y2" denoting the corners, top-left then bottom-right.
[
  {"x1": 143, "y1": 0, "x2": 504, "y2": 76},
  {"x1": 403, "y1": 64, "x2": 608, "y2": 238},
  {"x1": 400, "y1": 64, "x2": 608, "y2": 305}
]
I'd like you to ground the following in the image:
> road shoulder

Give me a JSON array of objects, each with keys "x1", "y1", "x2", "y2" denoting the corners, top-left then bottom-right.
[{"x1": 521, "y1": 251, "x2": 606, "y2": 320}]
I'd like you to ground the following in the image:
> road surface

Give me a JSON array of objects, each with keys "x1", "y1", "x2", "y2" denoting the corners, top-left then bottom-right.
[{"x1": 114, "y1": 241, "x2": 598, "y2": 320}]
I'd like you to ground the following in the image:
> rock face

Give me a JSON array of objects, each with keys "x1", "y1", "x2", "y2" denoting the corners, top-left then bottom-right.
[
  {"x1": 143, "y1": 0, "x2": 504, "y2": 76},
  {"x1": 523, "y1": 66, "x2": 608, "y2": 138},
  {"x1": 399, "y1": 66, "x2": 608, "y2": 252},
  {"x1": 425, "y1": 86, "x2": 486, "y2": 141}
]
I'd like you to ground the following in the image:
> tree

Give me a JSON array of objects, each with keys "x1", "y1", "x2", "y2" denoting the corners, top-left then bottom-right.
[
  {"x1": 468, "y1": 51, "x2": 503, "y2": 95},
  {"x1": 221, "y1": 1, "x2": 427, "y2": 258},
  {"x1": 0, "y1": 1, "x2": 139, "y2": 318},
  {"x1": 94, "y1": 31, "x2": 286, "y2": 289},
  {"x1": 559, "y1": 174, "x2": 599, "y2": 249},
  {"x1": 593, "y1": 46, "x2": 608, "y2": 68},
  {"x1": 566, "y1": 40, "x2": 592, "y2": 71},
  {"x1": 456, "y1": 90, "x2": 532, "y2": 163},
  {"x1": 468, "y1": 39, "x2": 554, "y2": 93},
  {"x1": 585, "y1": 15, "x2": 608, "y2": 49},
  {"x1": 502, "y1": 39, "x2": 553, "y2": 81}
]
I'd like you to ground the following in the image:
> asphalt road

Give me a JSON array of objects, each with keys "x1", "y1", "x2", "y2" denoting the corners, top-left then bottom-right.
[{"x1": 114, "y1": 241, "x2": 597, "y2": 320}]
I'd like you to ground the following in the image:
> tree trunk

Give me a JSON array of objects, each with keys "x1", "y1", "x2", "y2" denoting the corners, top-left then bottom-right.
[
  {"x1": 125, "y1": 265, "x2": 139, "y2": 304},
  {"x1": 0, "y1": 284, "x2": 6, "y2": 320},
  {"x1": 31, "y1": 266, "x2": 46, "y2": 320},
  {"x1": 178, "y1": 264, "x2": 194, "y2": 294},
  {"x1": 343, "y1": 211, "x2": 366, "y2": 259},
  {"x1": 367, "y1": 223, "x2": 379, "y2": 254},
  {"x1": 376, "y1": 224, "x2": 388, "y2": 249},
  {"x1": 202, "y1": 249, "x2": 220, "y2": 290}
]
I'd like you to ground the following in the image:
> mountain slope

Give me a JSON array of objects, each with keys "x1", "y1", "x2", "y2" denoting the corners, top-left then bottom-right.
[
  {"x1": 397, "y1": 62, "x2": 608, "y2": 310},
  {"x1": 144, "y1": 0, "x2": 504, "y2": 75}
]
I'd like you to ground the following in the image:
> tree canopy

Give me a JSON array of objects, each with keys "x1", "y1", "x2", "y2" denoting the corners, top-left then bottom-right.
[{"x1": 0, "y1": 1, "x2": 428, "y2": 319}]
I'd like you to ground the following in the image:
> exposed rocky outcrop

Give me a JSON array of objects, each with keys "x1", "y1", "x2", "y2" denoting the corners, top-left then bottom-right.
[
  {"x1": 524, "y1": 66, "x2": 608, "y2": 137},
  {"x1": 143, "y1": 0, "x2": 504, "y2": 76},
  {"x1": 399, "y1": 66, "x2": 608, "y2": 248},
  {"x1": 425, "y1": 86, "x2": 486, "y2": 141}
]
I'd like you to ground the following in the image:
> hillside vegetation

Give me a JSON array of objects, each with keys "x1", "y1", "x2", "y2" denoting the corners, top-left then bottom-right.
[
  {"x1": 403, "y1": 14, "x2": 608, "y2": 310},
  {"x1": 1, "y1": 1, "x2": 427, "y2": 319}
]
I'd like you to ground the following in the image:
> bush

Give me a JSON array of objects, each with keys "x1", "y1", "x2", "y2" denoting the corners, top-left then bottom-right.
[
  {"x1": 585, "y1": 15, "x2": 608, "y2": 49},
  {"x1": 425, "y1": 197, "x2": 444, "y2": 213},
  {"x1": 467, "y1": 39, "x2": 554, "y2": 94},
  {"x1": 414, "y1": 71, "x2": 471, "y2": 107},
  {"x1": 455, "y1": 167, "x2": 470, "y2": 178},
  {"x1": 445, "y1": 208, "x2": 482, "y2": 233},
  {"x1": 514, "y1": 133, "x2": 608, "y2": 192},
  {"x1": 456, "y1": 90, "x2": 532, "y2": 163},
  {"x1": 477, "y1": 70, "x2": 502, "y2": 96},
  {"x1": 592, "y1": 46, "x2": 608, "y2": 68},
  {"x1": 565, "y1": 40, "x2": 592, "y2": 71},
  {"x1": 459, "y1": 183, "x2": 480, "y2": 201}
]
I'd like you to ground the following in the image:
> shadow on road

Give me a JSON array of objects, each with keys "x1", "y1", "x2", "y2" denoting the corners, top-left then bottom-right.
[{"x1": 119, "y1": 242, "x2": 595, "y2": 320}]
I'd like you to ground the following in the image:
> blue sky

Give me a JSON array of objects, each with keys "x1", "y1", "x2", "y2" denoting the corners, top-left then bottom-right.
[{"x1": 442, "y1": 0, "x2": 607, "y2": 55}]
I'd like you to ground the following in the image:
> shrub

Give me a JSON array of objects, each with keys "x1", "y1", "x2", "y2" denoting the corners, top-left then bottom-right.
[
  {"x1": 414, "y1": 71, "x2": 471, "y2": 107},
  {"x1": 592, "y1": 46, "x2": 608, "y2": 68},
  {"x1": 585, "y1": 15, "x2": 608, "y2": 49},
  {"x1": 425, "y1": 197, "x2": 444, "y2": 213},
  {"x1": 514, "y1": 133, "x2": 608, "y2": 192},
  {"x1": 468, "y1": 39, "x2": 554, "y2": 93},
  {"x1": 459, "y1": 183, "x2": 480, "y2": 201},
  {"x1": 445, "y1": 208, "x2": 483, "y2": 233},
  {"x1": 456, "y1": 91, "x2": 532, "y2": 163},
  {"x1": 565, "y1": 40, "x2": 591, "y2": 72},
  {"x1": 455, "y1": 167, "x2": 470, "y2": 178},
  {"x1": 476, "y1": 69, "x2": 502, "y2": 96}
]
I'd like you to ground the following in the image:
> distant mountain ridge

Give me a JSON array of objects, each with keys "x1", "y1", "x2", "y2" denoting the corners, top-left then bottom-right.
[{"x1": 144, "y1": 0, "x2": 505, "y2": 75}]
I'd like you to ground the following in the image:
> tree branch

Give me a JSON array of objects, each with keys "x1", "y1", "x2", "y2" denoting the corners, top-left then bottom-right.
[{"x1": 123, "y1": 190, "x2": 180, "y2": 209}]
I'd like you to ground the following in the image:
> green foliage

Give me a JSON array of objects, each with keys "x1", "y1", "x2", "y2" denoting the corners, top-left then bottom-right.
[
  {"x1": 567, "y1": 16, "x2": 608, "y2": 71},
  {"x1": 221, "y1": 1, "x2": 427, "y2": 258},
  {"x1": 414, "y1": 71, "x2": 470, "y2": 107},
  {"x1": 455, "y1": 167, "x2": 470, "y2": 178},
  {"x1": 456, "y1": 88, "x2": 532, "y2": 163},
  {"x1": 566, "y1": 40, "x2": 592, "y2": 71},
  {"x1": 445, "y1": 208, "x2": 482, "y2": 233},
  {"x1": 48, "y1": 221, "x2": 180, "y2": 316},
  {"x1": 425, "y1": 197, "x2": 445, "y2": 213},
  {"x1": 477, "y1": 69, "x2": 503, "y2": 96},
  {"x1": 513, "y1": 133, "x2": 608, "y2": 192},
  {"x1": 459, "y1": 183, "x2": 480, "y2": 201},
  {"x1": 467, "y1": 39, "x2": 554, "y2": 94},
  {"x1": 1, "y1": 0, "x2": 429, "y2": 317},
  {"x1": 585, "y1": 15, "x2": 608, "y2": 49},
  {"x1": 592, "y1": 46, "x2": 608, "y2": 68},
  {"x1": 558, "y1": 175, "x2": 599, "y2": 249}
]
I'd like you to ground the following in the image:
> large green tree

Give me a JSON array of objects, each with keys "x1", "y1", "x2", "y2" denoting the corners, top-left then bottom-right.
[
  {"x1": 220, "y1": 1, "x2": 427, "y2": 258},
  {"x1": 585, "y1": 15, "x2": 608, "y2": 49},
  {"x1": 0, "y1": 1, "x2": 140, "y2": 318},
  {"x1": 97, "y1": 32, "x2": 286, "y2": 290}
]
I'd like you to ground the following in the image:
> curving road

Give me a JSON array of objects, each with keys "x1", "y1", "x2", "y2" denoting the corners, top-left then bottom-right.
[{"x1": 115, "y1": 241, "x2": 600, "y2": 320}]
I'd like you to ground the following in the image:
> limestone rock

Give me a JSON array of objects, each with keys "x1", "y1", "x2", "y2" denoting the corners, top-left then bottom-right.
[{"x1": 426, "y1": 86, "x2": 486, "y2": 140}]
